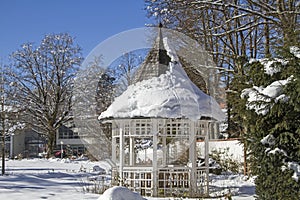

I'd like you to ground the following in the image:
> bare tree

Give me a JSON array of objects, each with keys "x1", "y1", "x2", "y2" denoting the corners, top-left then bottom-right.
[
  {"x1": 112, "y1": 52, "x2": 144, "y2": 94},
  {"x1": 145, "y1": 0, "x2": 299, "y2": 137},
  {"x1": 1, "y1": 64, "x2": 25, "y2": 174},
  {"x1": 145, "y1": 0, "x2": 299, "y2": 75},
  {"x1": 10, "y1": 33, "x2": 82, "y2": 157},
  {"x1": 72, "y1": 56, "x2": 114, "y2": 160},
  {"x1": 1, "y1": 64, "x2": 7, "y2": 175},
  {"x1": 146, "y1": 0, "x2": 299, "y2": 52}
]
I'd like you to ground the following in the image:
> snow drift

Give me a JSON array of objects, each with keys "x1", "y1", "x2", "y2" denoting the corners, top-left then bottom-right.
[{"x1": 98, "y1": 186, "x2": 146, "y2": 200}]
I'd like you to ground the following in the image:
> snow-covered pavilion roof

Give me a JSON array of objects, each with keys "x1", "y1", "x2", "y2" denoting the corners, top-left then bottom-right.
[{"x1": 99, "y1": 30, "x2": 225, "y2": 122}]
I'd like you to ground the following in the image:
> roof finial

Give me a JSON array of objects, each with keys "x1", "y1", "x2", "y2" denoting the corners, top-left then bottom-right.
[
  {"x1": 131, "y1": 21, "x2": 170, "y2": 84},
  {"x1": 157, "y1": 22, "x2": 171, "y2": 66}
]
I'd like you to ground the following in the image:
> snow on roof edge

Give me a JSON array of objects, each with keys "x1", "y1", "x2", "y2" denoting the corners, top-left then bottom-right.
[{"x1": 99, "y1": 36, "x2": 225, "y2": 122}]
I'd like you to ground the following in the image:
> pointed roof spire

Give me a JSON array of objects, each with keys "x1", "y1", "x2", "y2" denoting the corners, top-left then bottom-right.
[
  {"x1": 158, "y1": 23, "x2": 171, "y2": 66},
  {"x1": 132, "y1": 23, "x2": 171, "y2": 84}
]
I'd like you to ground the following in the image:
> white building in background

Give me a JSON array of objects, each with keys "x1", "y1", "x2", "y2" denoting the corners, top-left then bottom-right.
[
  {"x1": 5, "y1": 121, "x2": 85, "y2": 159},
  {"x1": 5, "y1": 128, "x2": 46, "y2": 159},
  {"x1": 1, "y1": 107, "x2": 85, "y2": 158},
  {"x1": 56, "y1": 121, "x2": 85, "y2": 156}
]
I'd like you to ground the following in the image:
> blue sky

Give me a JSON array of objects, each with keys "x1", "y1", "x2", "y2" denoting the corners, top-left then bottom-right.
[{"x1": 0, "y1": 0, "x2": 152, "y2": 63}]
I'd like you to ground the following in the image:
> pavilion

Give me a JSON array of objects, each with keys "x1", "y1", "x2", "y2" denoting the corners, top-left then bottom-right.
[{"x1": 99, "y1": 26, "x2": 224, "y2": 197}]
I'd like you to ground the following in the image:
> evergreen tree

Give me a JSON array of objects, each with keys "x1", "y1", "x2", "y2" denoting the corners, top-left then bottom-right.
[
  {"x1": 96, "y1": 72, "x2": 115, "y2": 116},
  {"x1": 239, "y1": 46, "x2": 300, "y2": 199},
  {"x1": 96, "y1": 72, "x2": 115, "y2": 141}
]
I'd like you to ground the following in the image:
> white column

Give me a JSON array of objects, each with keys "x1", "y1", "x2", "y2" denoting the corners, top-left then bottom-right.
[
  {"x1": 112, "y1": 133, "x2": 116, "y2": 163},
  {"x1": 204, "y1": 121, "x2": 210, "y2": 195},
  {"x1": 10, "y1": 133, "x2": 14, "y2": 158},
  {"x1": 129, "y1": 137, "x2": 134, "y2": 166},
  {"x1": 162, "y1": 136, "x2": 167, "y2": 166},
  {"x1": 189, "y1": 121, "x2": 196, "y2": 196},
  {"x1": 112, "y1": 122, "x2": 118, "y2": 163},
  {"x1": 119, "y1": 121, "x2": 124, "y2": 186},
  {"x1": 152, "y1": 119, "x2": 158, "y2": 196},
  {"x1": 162, "y1": 119, "x2": 167, "y2": 166}
]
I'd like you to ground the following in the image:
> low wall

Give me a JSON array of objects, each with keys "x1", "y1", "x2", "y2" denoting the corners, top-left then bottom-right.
[{"x1": 197, "y1": 139, "x2": 244, "y2": 162}]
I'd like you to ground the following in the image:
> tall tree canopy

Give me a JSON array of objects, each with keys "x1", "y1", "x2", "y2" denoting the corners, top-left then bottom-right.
[
  {"x1": 145, "y1": 0, "x2": 300, "y2": 136},
  {"x1": 10, "y1": 33, "x2": 82, "y2": 157}
]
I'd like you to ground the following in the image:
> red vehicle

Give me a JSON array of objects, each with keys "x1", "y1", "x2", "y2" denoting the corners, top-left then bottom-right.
[{"x1": 54, "y1": 150, "x2": 66, "y2": 158}]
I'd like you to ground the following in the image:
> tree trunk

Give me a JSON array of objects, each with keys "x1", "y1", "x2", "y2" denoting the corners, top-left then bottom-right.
[
  {"x1": 1, "y1": 96, "x2": 6, "y2": 175},
  {"x1": 1, "y1": 130, "x2": 5, "y2": 175},
  {"x1": 46, "y1": 130, "x2": 56, "y2": 158}
]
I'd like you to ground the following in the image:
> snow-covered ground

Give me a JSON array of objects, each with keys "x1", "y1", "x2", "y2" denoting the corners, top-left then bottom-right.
[
  {"x1": 0, "y1": 158, "x2": 255, "y2": 200},
  {"x1": 0, "y1": 159, "x2": 102, "y2": 200}
]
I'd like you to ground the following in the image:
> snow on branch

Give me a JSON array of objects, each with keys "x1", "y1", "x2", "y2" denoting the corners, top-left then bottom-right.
[
  {"x1": 241, "y1": 77, "x2": 292, "y2": 115},
  {"x1": 290, "y1": 46, "x2": 300, "y2": 58}
]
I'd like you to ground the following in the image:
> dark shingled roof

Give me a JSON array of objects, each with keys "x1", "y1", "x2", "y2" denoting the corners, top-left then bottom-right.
[
  {"x1": 132, "y1": 26, "x2": 171, "y2": 84},
  {"x1": 132, "y1": 25, "x2": 208, "y2": 94}
]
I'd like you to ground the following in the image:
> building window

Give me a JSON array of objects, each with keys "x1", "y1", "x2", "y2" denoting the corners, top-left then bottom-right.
[{"x1": 58, "y1": 125, "x2": 79, "y2": 139}]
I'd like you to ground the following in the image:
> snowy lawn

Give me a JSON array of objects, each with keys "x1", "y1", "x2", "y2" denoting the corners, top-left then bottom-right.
[
  {"x1": 0, "y1": 159, "x2": 101, "y2": 200},
  {"x1": 0, "y1": 159, "x2": 255, "y2": 200}
]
